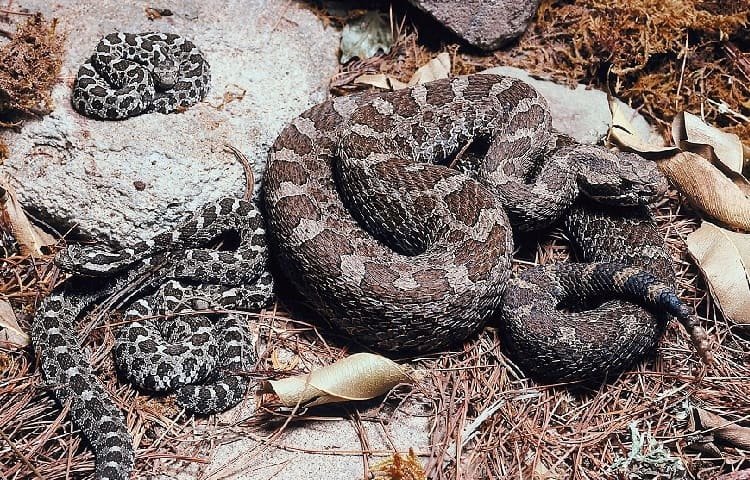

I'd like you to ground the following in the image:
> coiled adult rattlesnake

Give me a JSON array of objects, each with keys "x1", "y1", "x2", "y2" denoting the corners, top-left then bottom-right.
[{"x1": 263, "y1": 74, "x2": 706, "y2": 373}]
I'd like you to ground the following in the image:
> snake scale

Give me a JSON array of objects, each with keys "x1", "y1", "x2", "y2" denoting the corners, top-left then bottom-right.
[{"x1": 33, "y1": 71, "x2": 710, "y2": 479}]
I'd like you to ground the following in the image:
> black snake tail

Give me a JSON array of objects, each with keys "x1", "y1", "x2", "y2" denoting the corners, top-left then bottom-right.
[
  {"x1": 554, "y1": 262, "x2": 691, "y2": 319},
  {"x1": 499, "y1": 262, "x2": 694, "y2": 381}
]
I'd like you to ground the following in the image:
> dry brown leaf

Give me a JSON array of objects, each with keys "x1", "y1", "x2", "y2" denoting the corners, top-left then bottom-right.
[
  {"x1": 609, "y1": 108, "x2": 750, "y2": 226},
  {"x1": 267, "y1": 352, "x2": 412, "y2": 408},
  {"x1": 0, "y1": 180, "x2": 55, "y2": 256},
  {"x1": 407, "y1": 52, "x2": 451, "y2": 86},
  {"x1": 672, "y1": 112, "x2": 746, "y2": 175},
  {"x1": 355, "y1": 53, "x2": 451, "y2": 91},
  {"x1": 686, "y1": 222, "x2": 750, "y2": 324},
  {"x1": 657, "y1": 152, "x2": 750, "y2": 231},
  {"x1": 0, "y1": 299, "x2": 30, "y2": 347},
  {"x1": 355, "y1": 73, "x2": 408, "y2": 90},
  {"x1": 689, "y1": 407, "x2": 750, "y2": 451},
  {"x1": 609, "y1": 99, "x2": 679, "y2": 156},
  {"x1": 672, "y1": 112, "x2": 750, "y2": 197}
]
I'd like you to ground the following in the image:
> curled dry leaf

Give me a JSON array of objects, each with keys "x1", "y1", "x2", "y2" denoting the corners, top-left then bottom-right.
[
  {"x1": 609, "y1": 107, "x2": 750, "y2": 230},
  {"x1": 689, "y1": 407, "x2": 750, "y2": 451},
  {"x1": 609, "y1": 99, "x2": 679, "y2": 157},
  {"x1": 686, "y1": 222, "x2": 750, "y2": 325},
  {"x1": 657, "y1": 152, "x2": 750, "y2": 231},
  {"x1": 355, "y1": 52, "x2": 451, "y2": 91},
  {"x1": 0, "y1": 180, "x2": 55, "y2": 256},
  {"x1": 406, "y1": 52, "x2": 451, "y2": 86},
  {"x1": 355, "y1": 73, "x2": 408, "y2": 91},
  {"x1": 0, "y1": 299, "x2": 30, "y2": 347},
  {"x1": 266, "y1": 352, "x2": 412, "y2": 408},
  {"x1": 672, "y1": 112, "x2": 746, "y2": 176},
  {"x1": 672, "y1": 112, "x2": 750, "y2": 197}
]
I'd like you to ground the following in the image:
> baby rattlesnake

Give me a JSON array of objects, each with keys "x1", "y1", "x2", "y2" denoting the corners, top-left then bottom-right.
[
  {"x1": 32, "y1": 198, "x2": 273, "y2": 480},
  {"x1": 72, "y1": 32, "x2": 210, "y2": 120}
]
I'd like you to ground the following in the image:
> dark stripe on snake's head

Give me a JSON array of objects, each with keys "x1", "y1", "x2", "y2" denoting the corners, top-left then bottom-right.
[{"x1": 581, "y1": 151, "x2": 666, "y2": 205}]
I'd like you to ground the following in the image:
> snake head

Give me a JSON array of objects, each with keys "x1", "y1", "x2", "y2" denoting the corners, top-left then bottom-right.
[
  {"x1": 579, "y1": 150, "x2": 667, "y2": 206},
  {"x1": 55, "y1": 243, "x2": 132, "y2": 276},
  {"x1": 54, "y1": 244, "x2": 82, "y2": 272},
  {"x1": 152, "y1": 57, "x2": 178, "y2": 90}
]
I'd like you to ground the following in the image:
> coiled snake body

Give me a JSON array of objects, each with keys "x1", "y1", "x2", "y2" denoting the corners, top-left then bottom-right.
[
  {"x1": 32, "y1": 198, "x2": 273, "y2": 480},
  {"x1": 72, "y1": 32, "x2": 210, "y2": 119},
  {"x1": 264, "y1": 74, "x2": 702, "y2": 372}
]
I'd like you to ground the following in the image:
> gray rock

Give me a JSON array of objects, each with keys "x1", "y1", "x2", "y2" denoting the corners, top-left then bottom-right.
[
  {"x1": 481, "y1": 66, "x2": 661, "y2": 145},
  {"x1": 159, "y1": 399, "x2": 431, "y2": 480},
  {"x1": 2, "y1": 0, "x2": 340, "y2": 247},
  {"x1": 407, "y1": 0, "x2": 540, "y2": 51}
]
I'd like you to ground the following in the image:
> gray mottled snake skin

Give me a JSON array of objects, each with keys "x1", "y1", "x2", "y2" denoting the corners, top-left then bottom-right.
[
  {"x1": 32, "y1": 198, "x2": 273, "y2": 480},
  {"x1": 72, "y1": 32, "x2": 210, "y2": 120},
  {"x1": 263, "y1": 74, "x2": 700, "y2": 372}
]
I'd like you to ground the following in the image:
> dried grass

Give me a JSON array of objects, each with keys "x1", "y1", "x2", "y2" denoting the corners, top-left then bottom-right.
[
  {"x1": 0, "y1": 11, "x2": 65, "y2": 161},
  {"x1": 493, "y1": 0, "x2": 750, "y2": 139}
]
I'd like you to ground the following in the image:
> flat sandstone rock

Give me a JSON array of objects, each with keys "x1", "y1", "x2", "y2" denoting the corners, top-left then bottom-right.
[{"x1": 2, "y1": 0, "x2": 340, "y2": 247}]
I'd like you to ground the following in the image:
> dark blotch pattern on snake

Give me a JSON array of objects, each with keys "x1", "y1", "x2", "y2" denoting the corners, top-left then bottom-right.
[
  {"x1": 72, "y1": 32, "x2": 210, "y2": 120},
  {"x1": 31, "y1": 198, "x2": 274, "y2": 480},
  {"x1": 263, "y1": 74, "x2": 704, "y2": 373}
]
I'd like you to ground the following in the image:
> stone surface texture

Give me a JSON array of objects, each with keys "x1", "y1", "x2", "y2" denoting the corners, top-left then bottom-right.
[
  {"x1": 407, "y1": 0, "x2": 541, "y2": 50},
  {"x1": 159, "y1": 399, "x2": 431, "y2": 480},
  {"x1": 2, "y1": 0, "x2": 340, "y2": 247}
]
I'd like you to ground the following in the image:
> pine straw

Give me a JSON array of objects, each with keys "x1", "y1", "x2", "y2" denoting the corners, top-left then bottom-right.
[
  {"x1": 422, "y1": 191, "x2": 750, "y2": 479},
  {"x1": 2, "y1": 190, "x2": 748, "y2": 479}
]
